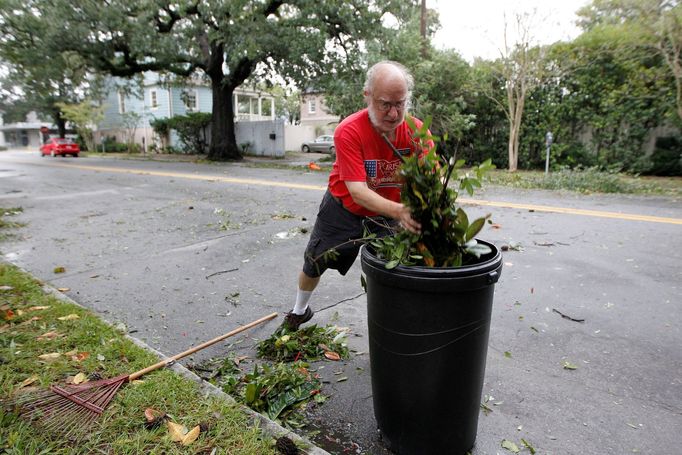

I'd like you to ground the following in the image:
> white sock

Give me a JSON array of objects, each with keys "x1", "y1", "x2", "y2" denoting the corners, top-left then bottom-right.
[{"x1": 292, "y1": 289, "x2": 313, "y2": 315}]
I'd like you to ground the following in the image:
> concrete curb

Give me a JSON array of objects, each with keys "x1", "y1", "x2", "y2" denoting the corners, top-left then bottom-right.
[{"x1": 28, "y1": 268, "x2": 330, "y2": 455}]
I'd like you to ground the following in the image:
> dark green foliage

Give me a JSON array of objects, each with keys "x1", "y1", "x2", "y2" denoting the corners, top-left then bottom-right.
[
  {"x1": 256, "y1": 325, "x2": 350, "y2": 362},
  {"x1": 149, "y1": 118, "x2": 171, "y2": 138},
  {"x1": 166, "y1": 113, "x2": 212, "y2": 154},
  {"x1": 242, "y1": 361, "x2": 321, "y2": 423},
  {"x1": 101, "y1": 136, "x2": 129, "y2": 153},
  {"x1": 648, "y1": 136, "x2": 682, "y2": 176},
  {"x1": 372, "y1": 118, "x2": 495, "y2": 268}
]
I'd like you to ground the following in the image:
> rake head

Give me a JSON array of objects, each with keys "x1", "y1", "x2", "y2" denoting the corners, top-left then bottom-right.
[{"x1": 6, "y1": 374, "x2": 129, "y2": 438}]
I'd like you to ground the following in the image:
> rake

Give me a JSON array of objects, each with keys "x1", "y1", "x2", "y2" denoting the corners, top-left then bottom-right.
[{"x1": 6, "y1": 312, "x2": 278, "y2": 438}]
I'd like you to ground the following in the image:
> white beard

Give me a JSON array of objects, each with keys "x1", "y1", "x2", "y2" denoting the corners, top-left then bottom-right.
[{"x1": 368, "y1": 106, "x2": 404, "y2": 134}]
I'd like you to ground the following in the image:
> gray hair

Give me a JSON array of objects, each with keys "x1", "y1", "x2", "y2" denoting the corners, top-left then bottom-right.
[{"x1": 363, "y1": 60, "x2": 414, "y2": 101}]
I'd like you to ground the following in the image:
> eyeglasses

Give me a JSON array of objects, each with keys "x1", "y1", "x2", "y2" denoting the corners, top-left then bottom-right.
[{"x1": 373, "y1": 98, "x2": 407, "y2": 112}]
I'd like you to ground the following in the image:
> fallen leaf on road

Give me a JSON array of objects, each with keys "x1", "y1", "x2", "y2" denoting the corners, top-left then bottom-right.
[
  {"x1": 562, "y1": 361, "x2": 578, "y2": 370},
  {"x1": 521, "y1": 438, "x2": 536, "y2": 454},
  {"x1": 324, "y1": 351, "x2": 341, "y2": 361},
  {"x1": 53, "y1": 267, "x2": 66, "y2": 274},
  {"x1": 57, "y1": 287, "x2": 70, "y2": 292},
  {"x1": 501, "y1": 439, "x2": 520, "y2": 453},
  {"x1": 234, "y1": 355, "x2": 249, "y2": 365}
]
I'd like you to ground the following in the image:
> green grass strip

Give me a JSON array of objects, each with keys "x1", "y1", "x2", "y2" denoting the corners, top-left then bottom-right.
[{"x1": 0, "y1": 263, "x2": 275, "y2": 454}]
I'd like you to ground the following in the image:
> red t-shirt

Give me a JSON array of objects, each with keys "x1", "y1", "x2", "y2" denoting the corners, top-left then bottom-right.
[{"x1": 328, "y1": 109, "x2": 430, "y2": 216}]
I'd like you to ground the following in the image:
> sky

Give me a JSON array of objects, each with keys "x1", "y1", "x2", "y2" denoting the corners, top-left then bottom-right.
[{"x1": 432, "y1": 0, "x2": 592, "y2": 62}]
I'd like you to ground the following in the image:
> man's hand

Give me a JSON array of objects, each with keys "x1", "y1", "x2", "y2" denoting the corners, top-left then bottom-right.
[
  {"x1": 397, "y1": 204, "x2": 421, "y2": 234},
  {"x1": 345, "y1": 181, "x2": 421, "y2": 234}
]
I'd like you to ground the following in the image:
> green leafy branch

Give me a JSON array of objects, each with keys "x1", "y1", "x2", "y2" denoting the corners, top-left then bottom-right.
[{"x1": 372, "y1": 117, "x2": 495, "y2": 268}]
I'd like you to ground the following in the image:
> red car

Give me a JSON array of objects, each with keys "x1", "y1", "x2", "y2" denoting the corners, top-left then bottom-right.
[{"x1": 40, "y1": 138, "x2": 80, "y2": 157}]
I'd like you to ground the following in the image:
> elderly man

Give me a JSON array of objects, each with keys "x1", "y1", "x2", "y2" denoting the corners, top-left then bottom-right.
[{"x1": 283, "y1": 60, "x2": 430, "y2": 330}]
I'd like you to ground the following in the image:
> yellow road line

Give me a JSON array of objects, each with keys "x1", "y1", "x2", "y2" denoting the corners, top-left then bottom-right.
[
  {"x1": 49, "y1": 162, "x2": 327, "y2": 192},
  {"x1": 42, "y1": 161, "x2": 682, "y2": 226},
  {"x1": 459, "y1": 198, "x2": 682, "y2": 225}
]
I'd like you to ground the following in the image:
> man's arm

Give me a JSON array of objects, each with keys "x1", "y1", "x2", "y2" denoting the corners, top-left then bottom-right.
[{"x1": 345, "y1": 181, "x2": 421, "y2": 234}]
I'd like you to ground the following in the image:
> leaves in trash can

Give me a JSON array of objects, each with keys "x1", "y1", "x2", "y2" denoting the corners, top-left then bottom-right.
[{"x1": 369, "y1": 119, "x2": 495, "y2": 268}]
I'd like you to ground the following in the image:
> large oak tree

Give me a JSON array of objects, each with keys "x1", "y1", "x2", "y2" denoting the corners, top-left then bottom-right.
[
  {"x1": 0, "y1": 1, "x2": 99, "y2": 137},
  {"x1": 10, "y1": 0, "x2": 407, "y2": 160}
]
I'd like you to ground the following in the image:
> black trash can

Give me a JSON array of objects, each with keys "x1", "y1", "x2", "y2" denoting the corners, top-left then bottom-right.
[{"x1": 360, "y1": 241, "x2": 502, "y2": 455}]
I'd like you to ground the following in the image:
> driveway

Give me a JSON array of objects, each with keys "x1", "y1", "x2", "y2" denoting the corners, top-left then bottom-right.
[{"x1": 1, "y1": 149, "x2": 680, "y2": 454}]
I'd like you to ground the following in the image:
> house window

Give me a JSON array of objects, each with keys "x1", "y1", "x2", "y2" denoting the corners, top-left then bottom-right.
[
  {"x1": 182, "y1": 89, "x2": 198, "y2": 111},
  {"x1": 150, "y1": 89, "x2": 158, "y2": 109},
  {"x1": 308, "y1": 98, "x2": 316, "y2": 114},
  {"x1": 118, "y1": 91, "x2": 126, "y2": 114}
]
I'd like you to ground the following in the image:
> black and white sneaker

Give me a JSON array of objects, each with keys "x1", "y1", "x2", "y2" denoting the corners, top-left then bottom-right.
[{"x1": 281, "y1": 307, "x2": 314, "y2": 331}]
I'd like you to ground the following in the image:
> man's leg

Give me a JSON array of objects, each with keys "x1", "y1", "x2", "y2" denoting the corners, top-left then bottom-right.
[
  {"x1": 292, "y1": 270, "x2": 320, "y2": 315},
  {"x1": 283, "y1": 190, "x2": 362, "y2": 330},
  {"x1": 282, "y1": 271, "x2": 319, "y2": 330}
]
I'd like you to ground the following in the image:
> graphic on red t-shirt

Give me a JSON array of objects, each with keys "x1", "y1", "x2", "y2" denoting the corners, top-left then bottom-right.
[{"x1": 364, "y1": 159, "x2": 402, "y2": 190}]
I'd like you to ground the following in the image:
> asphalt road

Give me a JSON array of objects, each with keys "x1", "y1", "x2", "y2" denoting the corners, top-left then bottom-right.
[{"x1": 1, "y1": 149, "x2": 681, "y2": 455}]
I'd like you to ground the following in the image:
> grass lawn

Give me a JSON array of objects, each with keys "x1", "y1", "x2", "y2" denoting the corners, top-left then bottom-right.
[
  {"x1": 484, "y1": 168, "x2": 682, "y2": 197},
  {"x1": 0, "y1": 260, "x2": 277, "y2": 454}
]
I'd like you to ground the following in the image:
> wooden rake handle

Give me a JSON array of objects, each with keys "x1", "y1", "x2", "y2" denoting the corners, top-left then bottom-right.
[{"x1": 128, "y1": 312, "x2": 278, "y2": 381}]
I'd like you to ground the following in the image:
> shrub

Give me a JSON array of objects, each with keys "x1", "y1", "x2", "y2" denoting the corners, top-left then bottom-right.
[
  {"x1": 167, "y1": 112, "x2": 211, "y2": 154},
  {"x1": 102, "y1": 136, "x2": 128, "y2": 153}
]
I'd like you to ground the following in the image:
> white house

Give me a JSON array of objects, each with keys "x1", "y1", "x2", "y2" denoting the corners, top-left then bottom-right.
[
  {"x1": 284, "y1": 89, "x2": 340, "y2": 152},
  {"x1": 0, "y1": 111, "x2": 53, "y2": 148}
]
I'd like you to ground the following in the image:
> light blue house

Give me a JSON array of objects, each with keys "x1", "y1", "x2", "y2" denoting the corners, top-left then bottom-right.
[{"x1": 95, "y1": 72, "x2": 278, "y2": 154}]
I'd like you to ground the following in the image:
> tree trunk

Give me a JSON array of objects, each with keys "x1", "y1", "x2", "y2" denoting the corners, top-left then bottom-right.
[
  {"x1": 208, "y1": 76, "x2": 242, "y2": 161},
  {"x1": 507, "y1": 121, "x2": 518, "y2": 172},
  {"x1": 507, "y1": 84, "x2": 525, "y2": 172},
  {"x1": 52, "y1": 109, "x2": 67, "y2": 138}
]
